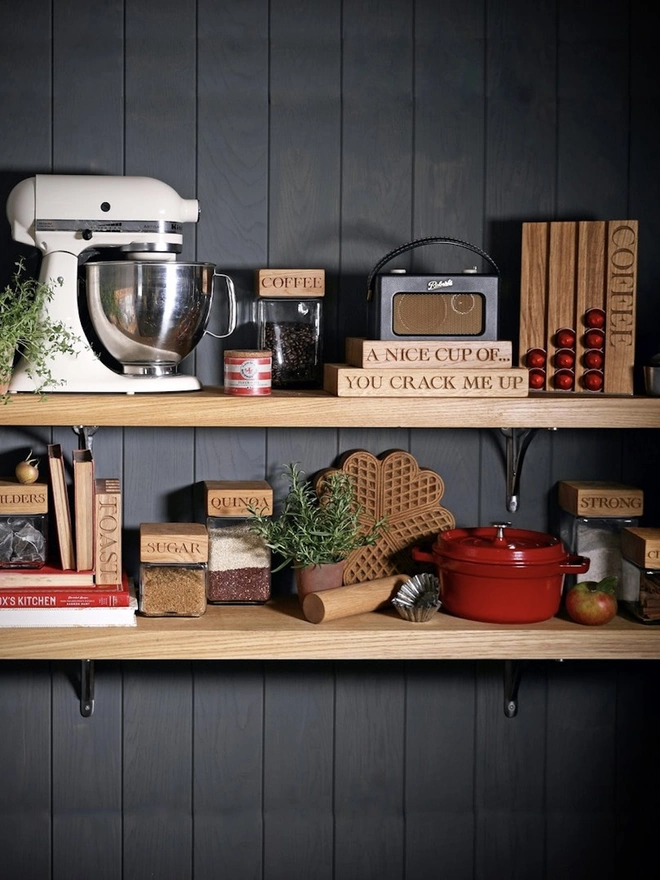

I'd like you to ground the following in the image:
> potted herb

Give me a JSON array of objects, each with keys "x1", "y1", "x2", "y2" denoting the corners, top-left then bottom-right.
[
  {"x1": 248, "y1": 462, "x2": 387, "y2": 598},
  {"x1": 0, "y1": 258, "x2": 81, "y2": 402}
]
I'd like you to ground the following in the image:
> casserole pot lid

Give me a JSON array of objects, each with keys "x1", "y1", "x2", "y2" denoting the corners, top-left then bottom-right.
[{"x1": 432, "y1": 523, "x2": 567, "y2": 565}]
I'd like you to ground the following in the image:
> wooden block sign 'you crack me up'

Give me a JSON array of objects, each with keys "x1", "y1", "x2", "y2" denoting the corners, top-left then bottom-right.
[{"x1": 323, "y1": 364, "x2": 529, "y2": 397}]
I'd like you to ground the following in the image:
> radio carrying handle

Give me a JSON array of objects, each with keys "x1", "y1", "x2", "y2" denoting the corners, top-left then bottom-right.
[{"x1": 366, "y1": 236, "x2": 500, "y2": 301}]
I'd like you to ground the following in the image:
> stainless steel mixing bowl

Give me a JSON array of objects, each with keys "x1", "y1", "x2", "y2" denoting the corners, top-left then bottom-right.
[{"x1": 85, "y1": 261, "x2": 236, "y2": 375}]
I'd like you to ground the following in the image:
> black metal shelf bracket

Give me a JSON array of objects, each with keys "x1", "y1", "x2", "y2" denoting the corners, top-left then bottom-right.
[
  {"x1": 72, "y1": 425, "x2": 99, "y2": 453},
  {"x1": 80, "y1": 659, "x2": 95, "y2": 717},
  {"x1": 503, "y1": 659, "x2": 526, "y2": 718},
  {"x1": 499, "y1": 427, "x2": 538, "y2": 512}
]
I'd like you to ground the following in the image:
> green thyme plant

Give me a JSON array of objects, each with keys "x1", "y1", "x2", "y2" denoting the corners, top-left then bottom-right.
[
  {"x1": 248, "y1": 462, "x2": 388, "y2": 571},
  {"x1": 0, "y1": 258, "x2": 81, "y2": 402}
]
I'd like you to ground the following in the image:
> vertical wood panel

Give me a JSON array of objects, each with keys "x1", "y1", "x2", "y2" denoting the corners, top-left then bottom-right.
[
  {"x1": 405, "y1": 661, "x2": 477, "y2": 878},
  {"x1": 334, "y1": 662, "x2": 405, "y2": 880},
  {"x1": 413, "y1": 0, "x2": 486, "y2": 247},
  {"x1": 614, "y1": 661, "x2": 660, "y2": 877},
  {"x1": 52, "y1": 0, "x2": 124, "y2": 173},
  {"x1": 269, "y1": 0, "x2": 342, "y2": 362},
  {"x1": 556, "y1": 0, "x2": 630, "y2": 216},
  {"x1": 0, "y1": 663, "x2": 52, "y2": 880},
  {"x1": 474, "y1": 661, "x2": 547, "y2": 878},
  {"x1": 51, "y1": 661, "x2": 123, "y2": 880},
  {"x1": 123, "y1": 661, "x2": 194, "y2": 878},
  {"x1": 339, "y1": 0, "x2": 414, "y2": 345},
  {"x1": 196, "y1": 0, "x2": 270, "y2": 383},
  {"x1": 263, "y1": 662, "x2": 334, "y2": 880},
  {"x1": 629, "y1": 1, "x2": 660, "y2": 369},
  {"x1": 194, "y1": 661, "x2": 265, "y2": 880},
  {"x1": 545, "y1": 661, "x2": 618, "y2": 879}
]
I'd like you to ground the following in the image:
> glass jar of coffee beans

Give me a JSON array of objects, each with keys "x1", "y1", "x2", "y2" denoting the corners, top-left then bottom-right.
[{"x1": 256, "y1": 268, "x2": 324, "y2": 389}]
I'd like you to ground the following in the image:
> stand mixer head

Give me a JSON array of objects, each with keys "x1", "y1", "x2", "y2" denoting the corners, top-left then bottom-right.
[{"x1": 5, "y1": 174, "x2": 234, "y2": 393}]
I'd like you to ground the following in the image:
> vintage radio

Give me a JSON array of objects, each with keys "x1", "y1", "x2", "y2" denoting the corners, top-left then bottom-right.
[{"x1": 366, "y1": 236, "x2": 500, "y2": 342}]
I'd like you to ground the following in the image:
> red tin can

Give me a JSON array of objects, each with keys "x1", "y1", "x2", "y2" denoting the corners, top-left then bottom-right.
[{"x1": 224, "y1": 350, "x2": 272, "y2": 396}]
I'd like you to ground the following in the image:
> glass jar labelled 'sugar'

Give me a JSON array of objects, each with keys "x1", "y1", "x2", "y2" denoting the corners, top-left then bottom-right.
[
  {"x1": 139, "y1": 522, "x2": 208, "y2": 617},
  {"x1": 256, "y1": 268, "x2": 325, "y2": 389}
]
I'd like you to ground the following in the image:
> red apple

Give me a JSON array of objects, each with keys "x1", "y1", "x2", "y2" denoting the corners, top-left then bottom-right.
[{"x1": 564, "y1": 576, "x2": 618, "y2": 625}]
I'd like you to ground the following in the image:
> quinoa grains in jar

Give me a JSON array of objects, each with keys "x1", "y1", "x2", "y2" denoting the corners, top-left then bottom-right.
[{"x1": 204, "y1": 480, "x2": 273, "y2": 604}]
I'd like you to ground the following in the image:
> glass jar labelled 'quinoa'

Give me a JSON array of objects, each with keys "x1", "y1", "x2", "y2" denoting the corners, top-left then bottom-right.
[
  {"x1": 256, "y1": 268, "x2": 324, "y2": 389},
  {"x1": 204, "y1": 480, "x2": 273, "y2": 604},
  {"x1": 139, "y1": 522, "x2": 208, "y2": 617}
]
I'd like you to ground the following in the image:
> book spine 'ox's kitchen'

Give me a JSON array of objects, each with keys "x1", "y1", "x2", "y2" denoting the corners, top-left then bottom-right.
[
  {"x1": 324, "y1": 364, "x2": 528, "y2": 397},
  {"x1": 345, "y1": 338, "x2": 513, "y2": 368},
  {"x1": 94, "y1": 478, "x2": 122, "y2": 585}
]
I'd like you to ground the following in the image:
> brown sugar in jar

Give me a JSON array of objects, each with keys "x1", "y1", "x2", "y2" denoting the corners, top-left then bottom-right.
[
  {"x1": 139, "y1": 522, "x2": 208, "y2": 617},
  {"x1": 140, "y1": 564, "x2": 207, "y2": 617}
]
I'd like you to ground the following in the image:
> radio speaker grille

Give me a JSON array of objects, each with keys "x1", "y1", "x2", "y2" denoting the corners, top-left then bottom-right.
[{"x1": 392, "y1": 292, "x2": 485, "y2": 336}]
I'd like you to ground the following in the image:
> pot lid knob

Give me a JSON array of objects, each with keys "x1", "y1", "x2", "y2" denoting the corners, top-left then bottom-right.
[{"x1": 491, "y1": 521, "x2": 511, "y2": 545}]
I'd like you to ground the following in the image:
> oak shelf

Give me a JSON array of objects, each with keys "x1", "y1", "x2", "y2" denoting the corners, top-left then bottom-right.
[
  {"x1": 1, "y1": 598, "x2": 658, "y2": 661},
  {"x1": 1, "y1": 388, "x2": 660, "y2": 429},
  {"x1": 2, "y1": 387, "x2": 659, "y2": 662}
]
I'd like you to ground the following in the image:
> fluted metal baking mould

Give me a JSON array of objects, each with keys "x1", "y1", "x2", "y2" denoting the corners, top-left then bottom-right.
[{"x1": 392, "y1": 572, "x2": 441, "y2": 622}]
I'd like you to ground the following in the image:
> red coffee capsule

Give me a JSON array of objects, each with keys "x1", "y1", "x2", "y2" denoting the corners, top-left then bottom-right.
[
  {"x1": 554, "y1": 348, "x2": 575, "y2": 370},
  {"x1": 552, "y1": 369, "x2": 574, "y2": 391},
  {"x1": 525, "y1": 348, "x2": 546, "y2": 369},
  {"x1": 555, "y1": 328, "x2": 576, "y2": 349},
  {"x1": 584, "y1": 308, "x2": 606, "y2": 329},
  {"x1": 583, "y1": 349, "x2": 604, "y2": 370},
  {"x1": 582, "y1": 369, "x2": 604, "y2": 392},
  {"x1": 528, "y1": 368, "x2": 546, "y2": 390},
  {"x1": 584, "y1": 328, "x2": 605, "y2": 350}
]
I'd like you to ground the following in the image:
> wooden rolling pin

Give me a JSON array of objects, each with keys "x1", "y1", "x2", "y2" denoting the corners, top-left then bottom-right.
[{"x1": 302, "y1": 574, "x2": 411, "y2": 624}]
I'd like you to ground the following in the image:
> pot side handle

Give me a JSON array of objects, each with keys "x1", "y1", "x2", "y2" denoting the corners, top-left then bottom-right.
[
  {"x1": 411, "y1": 546, "x2": 435, "y2": 565},
  {"x1": 204, "y1": 271, "x2": 237, "y2": 339},
  {"x1": 559, "y1": 554, "x2": 591, "y2": 575}
]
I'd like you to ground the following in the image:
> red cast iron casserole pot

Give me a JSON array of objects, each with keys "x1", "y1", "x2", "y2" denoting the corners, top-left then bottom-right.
[{"x1": 412, "y1": 523, "x2": 590, "y2": 624}]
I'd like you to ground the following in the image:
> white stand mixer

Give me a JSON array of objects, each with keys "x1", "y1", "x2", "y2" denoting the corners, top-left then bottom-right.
[{"x1": 6, "y1": 174, "x2": 216, "y2": 393}]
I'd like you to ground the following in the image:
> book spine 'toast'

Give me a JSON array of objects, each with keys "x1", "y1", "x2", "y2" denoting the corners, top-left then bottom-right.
[{"x1": 94, "y1": 478, "x2": 122, "y2": 585}]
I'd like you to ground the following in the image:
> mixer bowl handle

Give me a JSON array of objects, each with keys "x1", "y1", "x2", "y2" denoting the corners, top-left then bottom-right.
[{"x1": 204, "y1": 271, "x2": 237, "y2": 339}]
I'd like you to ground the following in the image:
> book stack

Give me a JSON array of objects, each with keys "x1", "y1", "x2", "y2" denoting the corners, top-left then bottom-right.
[
  {"x1": 0, "y1": 445, "x2": 135, "y2": 627},
  {"x1": 323, "y1": 338, "x2": 528, "y2": 397}
]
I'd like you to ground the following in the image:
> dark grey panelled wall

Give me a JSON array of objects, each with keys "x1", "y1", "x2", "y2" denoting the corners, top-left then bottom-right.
[{"x1": 1, "y1": 2, "x2": 659, "y2": 879}]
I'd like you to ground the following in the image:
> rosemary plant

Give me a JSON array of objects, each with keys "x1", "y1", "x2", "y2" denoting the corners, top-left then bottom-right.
[
  {"x1": 248, "y1": 462, "x2": 387, "y2": 571},
  {"x1": 0, "y1": 258, "x2": 81, "y2": 401}
]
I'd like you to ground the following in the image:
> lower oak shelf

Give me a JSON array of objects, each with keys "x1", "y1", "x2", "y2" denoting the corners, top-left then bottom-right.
[{"x1": 1, "y1": 598, "x2": 659, "y2": 660}]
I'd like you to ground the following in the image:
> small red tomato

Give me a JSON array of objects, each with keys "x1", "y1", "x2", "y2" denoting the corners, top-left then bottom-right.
[
  {"x1": 584, "y1": 308, "x2": 606, "y2": 329},
  {"x1": 552, "y1": 369, "x2": 574, "y2": 390},
  {"x1": 526, "y1": 348, "x2": 546, "y2": 368},
  {"x1": 583, "y1": 349, "x2": 604, "y2": 370},
  {"x1": 555, "y1": 328, "x2": 576, "y2": 348},
  {"x1": 582, "y1": 370, "x2": 604, "y2": 392},
  {"x1": 528, "y1": 368, "x2": 546, "y2": 389},
  {"x1": 554, "y1": 348, "x2": 575, "y2": 369},
  {"x1": 584, "y1": 328, "x2": 605, "y2": 349}
]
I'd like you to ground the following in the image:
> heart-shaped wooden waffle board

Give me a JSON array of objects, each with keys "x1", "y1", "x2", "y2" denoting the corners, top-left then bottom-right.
[{"x1": 316, "y1": 449, "x2": 455, "y2": 585}]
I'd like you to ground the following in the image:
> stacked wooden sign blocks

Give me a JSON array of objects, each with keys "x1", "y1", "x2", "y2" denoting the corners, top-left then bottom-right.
[
  {"x1": 324, "y1": 339, "x2": 528, "y2": 397},
  {"x1": 519, "y1": 220, "x2": 638, "y2": 395}
]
